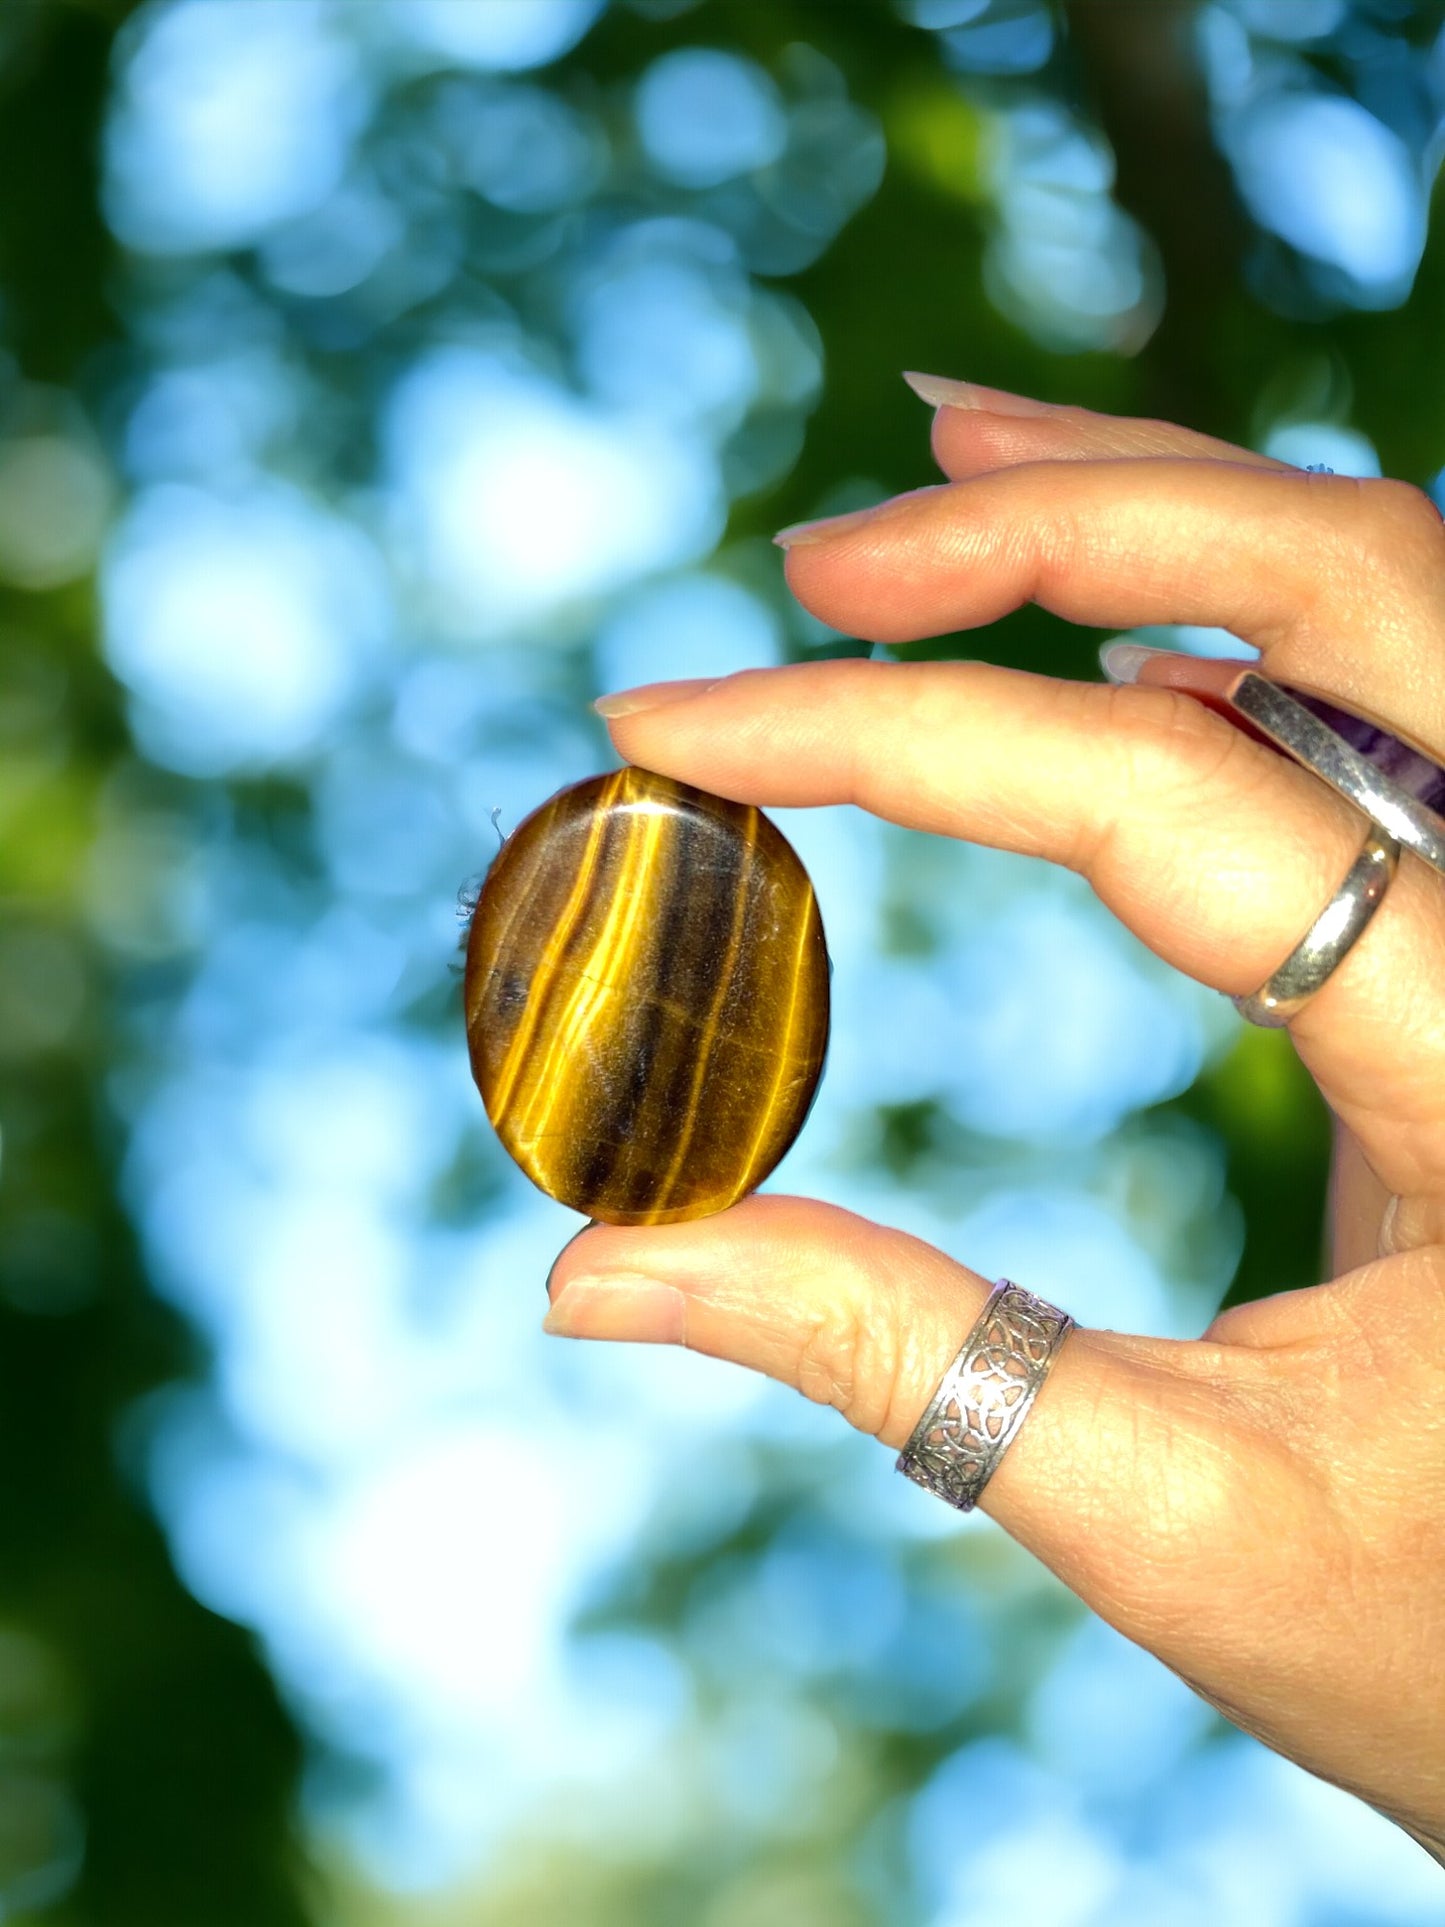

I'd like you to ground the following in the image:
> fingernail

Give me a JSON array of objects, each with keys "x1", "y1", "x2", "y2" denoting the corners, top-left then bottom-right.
[
  {"x1": 543, "y1": 1273, "x2": 688, "y2": 1343},
  {"x1": 1099, "y1": 640, "x2": 1172, "y2": 685},
  {"x1": 903, "y1": 370, "x2": 1059, "y2": 417},
  {"x1": 774, "y1": 502, "x2": 888, "y2": 549},
  {"x1": 593, "y1": 677, "x2": 718, "y2": 718}
]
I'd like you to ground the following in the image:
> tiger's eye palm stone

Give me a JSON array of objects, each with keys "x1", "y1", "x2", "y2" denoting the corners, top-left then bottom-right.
[{"x1": 465, "y1": 766, "x2": 829, "y2": 1225}]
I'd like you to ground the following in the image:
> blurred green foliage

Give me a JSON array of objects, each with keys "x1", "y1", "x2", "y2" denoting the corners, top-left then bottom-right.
[{"x1": 0, "y1": 6, "x2": 309, "y2": 1922}]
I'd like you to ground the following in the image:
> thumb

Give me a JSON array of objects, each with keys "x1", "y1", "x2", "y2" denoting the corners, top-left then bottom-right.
[
  {"x1": 543, "y1": 1192, "x2": 1275, "y2": 1643},
  {"x1": 547, "y1": 1197, "x2": 1445, "y2": 1853}
]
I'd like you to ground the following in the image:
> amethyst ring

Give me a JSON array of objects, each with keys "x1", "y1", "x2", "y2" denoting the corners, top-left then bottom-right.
[
  {"x1": 1225, "y1": 672, "x2": 1445, "y2": 876},
  {"x1": 1101, "y1": 644, "x2": 1445, "y2": 877}
]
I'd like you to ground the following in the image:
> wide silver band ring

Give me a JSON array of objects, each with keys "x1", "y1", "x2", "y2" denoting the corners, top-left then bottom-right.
[
  {"x1": 1225, "y1": 672, "x2": 1445, "y2": 877},
  {"x1": 896, "y1": 1280, "x2": 1075, "y2": 1514},
  {"x1": 1233, "y1": 827, "x2": 1400, "y2": 1028}
]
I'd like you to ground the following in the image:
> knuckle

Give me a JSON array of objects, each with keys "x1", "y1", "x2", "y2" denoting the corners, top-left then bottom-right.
[
  {"x1": 1111, "y1": 682, "x2": 1243, "y2": 789},
  {"x1": 1355, "y1": 475, "x2": 1445, "y2": 570},
  {"x1": 793, "y1": 1292, "x2": 901, "y2": 1439},
  {"x1": 1078, "y1": 682, "x2": 1256, "y2": 878}
]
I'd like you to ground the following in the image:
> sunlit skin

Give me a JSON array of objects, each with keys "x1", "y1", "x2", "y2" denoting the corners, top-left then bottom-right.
[{"x1": 543, "y1": 386, "x2": 1445, "y2": 1861}]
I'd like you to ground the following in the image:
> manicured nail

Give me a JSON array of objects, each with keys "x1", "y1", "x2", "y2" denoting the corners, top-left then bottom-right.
[
  {"x1": 542, "y1": 1273, "x2": 688, "y2": 1343},
  {"x1": 1099, "y1": 640, "x2": 1172, "y2": 685},
  {"x1": 593, "y1": 677, "x2": 718, "y2": 718},
  {"x1": 774, "y1": 502, "x2": 888, "y2": 549},
  {"x1": 903, "y1": 371, "x2": 1060, "y2": 417}
]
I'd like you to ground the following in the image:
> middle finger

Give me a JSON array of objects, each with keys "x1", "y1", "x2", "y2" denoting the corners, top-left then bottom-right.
[
  {"x1": 776, "y1": 455, "x2": 1445, "y2": 753},
  {"x1": 920, "y1": 380, "x2": 1294, "y2": 482}
]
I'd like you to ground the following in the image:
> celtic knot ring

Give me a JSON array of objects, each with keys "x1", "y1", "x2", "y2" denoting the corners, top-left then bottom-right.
[{"x1": 896, "y1": 1280, "x2": 1075, "y2": 1513}]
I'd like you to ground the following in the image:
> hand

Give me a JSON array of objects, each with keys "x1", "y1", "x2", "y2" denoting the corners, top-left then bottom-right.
[{"x1": 544, "y1": 385, "x2": 1445, "y2": 1860}]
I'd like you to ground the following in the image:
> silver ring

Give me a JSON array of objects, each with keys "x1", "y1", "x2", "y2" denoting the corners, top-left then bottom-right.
[
  {"x1": 1233, "y1": 827, "x2": 1399, "y2": 1028},
  {"x1": 896, "y1": 1280, "x2": 1075, "y2": 1514},
  {"x1": 1227, "y1": 672, "x2": 1445, "y2": 877}
]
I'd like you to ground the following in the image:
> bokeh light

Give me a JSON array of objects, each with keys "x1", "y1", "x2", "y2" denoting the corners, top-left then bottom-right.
[{"x1": 1, "y1": 0, "x2": 1440, "y2": 1918}]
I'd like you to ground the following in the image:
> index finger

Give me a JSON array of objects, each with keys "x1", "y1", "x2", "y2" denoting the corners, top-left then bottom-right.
[{"x1": 600, "y1": 658, "x2": 1445, "y2": 1206}]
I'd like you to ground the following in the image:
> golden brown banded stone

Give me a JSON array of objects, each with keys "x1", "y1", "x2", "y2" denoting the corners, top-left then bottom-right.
[{"x1": 465, "y1": 766, "x2": 830, "y2": 1225}]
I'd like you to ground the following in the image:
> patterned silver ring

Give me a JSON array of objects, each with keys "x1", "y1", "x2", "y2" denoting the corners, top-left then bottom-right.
[
  {"x1": 1233, "y1": 826, "x2": 1399, "y2": 1027},
  {"x1": 896, "y1": 1280, "x2": 1075, "y2": 1514}
]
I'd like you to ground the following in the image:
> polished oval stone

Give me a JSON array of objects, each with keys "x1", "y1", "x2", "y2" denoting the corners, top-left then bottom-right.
[{"x1": 465, "y1": 766, "x2": 830, "y2": 1225}]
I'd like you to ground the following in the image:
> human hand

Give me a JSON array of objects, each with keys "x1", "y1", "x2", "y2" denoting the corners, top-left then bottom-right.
[{"x1": 544, "y1": 383, "x2": 1445, "y2": 1860}]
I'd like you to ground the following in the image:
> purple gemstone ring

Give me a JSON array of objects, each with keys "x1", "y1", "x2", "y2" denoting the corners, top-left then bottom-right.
[
  {"x1": 1215, "y1": 672, "x2": 1445, "y2": 876},
  {"x1": 1101, "y1": 643, "x2": 1445, "y2": 877},
  {"x1": 1261, "y1": 680, "x2": 1445, "y2": 822}
]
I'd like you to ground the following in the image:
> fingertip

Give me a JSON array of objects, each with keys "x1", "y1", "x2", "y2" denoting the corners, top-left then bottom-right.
[
  {"x1": 543, "y1": 1273, "x2": 688, "y2": 1344},
  {"x1": 777, "y1": 539, "x2": 853, "y2": 634},
  {"x1": 780, "y1": 529, "x2": 938, "y2": 645},
  {"x1": 546, "y1": 1217, "x2": 620, "y2": 1300},
  {"x1": 928, "y1": 401, "x2": 1048, "y2": 479}
]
